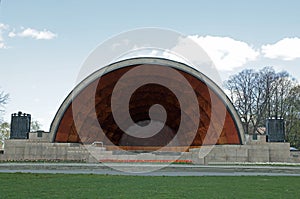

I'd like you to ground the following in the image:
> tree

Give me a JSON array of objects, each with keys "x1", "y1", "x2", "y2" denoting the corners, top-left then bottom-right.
[
  {"x1": 31, "y1": 120, "x2": 42, "y2": 132},
  {"x1": 0, "y1": 90, "x2": 9, "y2": 122},
  {"x1": 225, "y1": 66, "x2": 300, "y2": 148},
  {"x1": 0, "y1": 122, "x2": 10, "y2": 148},
  {"x1": 225, "y1": 69, "x2": 259, "y2": 134},
  {"x1": 285, "y1": 85, "x2": 300, "y2": 148}
]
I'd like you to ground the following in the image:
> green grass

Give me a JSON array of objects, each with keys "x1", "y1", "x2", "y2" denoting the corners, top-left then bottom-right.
[{"x1": 0, "y1": 173, "x2": 299, "y2": 198}]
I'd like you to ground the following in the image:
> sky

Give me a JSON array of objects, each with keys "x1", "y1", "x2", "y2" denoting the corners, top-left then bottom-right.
[{"x1": 0, "y1": 0, "x2": 300, "y2": 130}]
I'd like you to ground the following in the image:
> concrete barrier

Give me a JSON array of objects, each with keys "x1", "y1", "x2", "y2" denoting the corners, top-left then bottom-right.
[{"x1": 1, "y1": 139, "x2": 299, "y2": 164}]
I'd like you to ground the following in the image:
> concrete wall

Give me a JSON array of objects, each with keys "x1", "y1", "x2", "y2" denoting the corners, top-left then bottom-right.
[
  {"x1": 290, "y1": 151, "x2": 300, "y2": 163},
  {"x1": 245, "y1": 134, "x2": 267, "y2": 145},
  {"x1": 189, "y1": 142, "x2": 291, "y2": 164},
  {"x1": 0, "y1": 140, "x2": 180, "y2": 163},
  {"x1": 28, "y1": 132, "x2": 51, "y2": 142},
  {"x1": 0, "y1": 140, "x2": 92, "y2": 162},
  {"x1": 0, "y1": 138, "x2": 298, "y2": 164}
]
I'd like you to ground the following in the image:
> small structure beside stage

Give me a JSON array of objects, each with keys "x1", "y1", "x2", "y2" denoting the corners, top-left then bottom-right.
[{"x1": 10, "y1": 111, "x2": 31, "y2": 139}]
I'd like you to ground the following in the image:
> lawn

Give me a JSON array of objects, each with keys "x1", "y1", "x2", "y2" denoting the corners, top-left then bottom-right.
[{"x1": 0, "y1": 173, "x2": 299, "y2": 198}]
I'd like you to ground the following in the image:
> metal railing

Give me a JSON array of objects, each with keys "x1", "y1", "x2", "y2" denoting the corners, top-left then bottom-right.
[{"x1": 91, "y1": 141, "x2": 104, "y2": 147}]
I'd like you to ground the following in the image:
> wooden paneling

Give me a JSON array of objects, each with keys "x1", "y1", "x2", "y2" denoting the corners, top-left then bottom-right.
[{"x1": 54, "y1": 64, "x2": 241, "y2": 150}]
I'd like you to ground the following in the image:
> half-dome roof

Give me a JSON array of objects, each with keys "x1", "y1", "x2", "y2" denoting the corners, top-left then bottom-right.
[{"x1": 49, "y1": 57, "x2": 245, "y2": 151}]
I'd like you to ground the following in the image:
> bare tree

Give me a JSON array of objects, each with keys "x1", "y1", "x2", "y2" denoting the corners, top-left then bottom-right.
[
  {"x1": 0, "y1": 89, "x2": 9, "y2": 122},
  {"x1": 225, "y1": 69, "x2": 263, "y2": 134},
  {"x1": 258, "y1": 67, "x2": 277, "y2": 119},
  {"x1": 31, "y1": 120, "x2": 42, "y2": 132},
  {"x1": 270, "y1": 72, "x2": 297, "y2": 119},
  {"x1": 225, "y1": 67, "x2": 299, "y2": 140},
  {"x1": 285, "y1": 85, "x2": 300, "y2": 148},
  {"x1": 0, "y1": 122, "x2": 10, "y2": 147}
]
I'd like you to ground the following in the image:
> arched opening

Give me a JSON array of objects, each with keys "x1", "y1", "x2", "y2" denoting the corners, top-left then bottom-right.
[{"x1": 50, "y1": 58, "x2": 244, "y2": 151}]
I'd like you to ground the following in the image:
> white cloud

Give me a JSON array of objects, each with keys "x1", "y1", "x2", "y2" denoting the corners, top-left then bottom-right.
[
  {"x1": 261, "y1": 37, "x2": 300, "y2": 60},
  {"x1": 188, "y1": 35, "x2": 260, "y2": 71},
  {"x1": 8, "y1": 31, "x2": 16, "y2": 38},
  {"x1": 0, "y1": 39, "x2": 4, "y2": 49},
  {"x1": 10, "y1": 28, "x2": 57, "y2": 40},
  {"x1": 0, "y1": 23, "x2": 9, "y2": 49},
  {"x1": 0, "y1": 24, "x2": 8, "y2": 29},
  {"x1": 1, "y1": 24, "x2": 57, "y2": 49}
]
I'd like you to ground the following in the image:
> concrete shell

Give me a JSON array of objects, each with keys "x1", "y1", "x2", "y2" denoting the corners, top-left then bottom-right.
[{"x1": 49, "y1": 57, "x2": 245, "y2": 151}]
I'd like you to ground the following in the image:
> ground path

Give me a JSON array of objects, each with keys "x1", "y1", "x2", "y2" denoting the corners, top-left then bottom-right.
[{"x1": 1, "y1": 163, "x2": 300, "y2": 176}]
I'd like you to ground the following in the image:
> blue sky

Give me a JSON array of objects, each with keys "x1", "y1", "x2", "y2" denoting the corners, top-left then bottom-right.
[{"x1": 0, "y1": 0, "x2": 300, "y2": 130}]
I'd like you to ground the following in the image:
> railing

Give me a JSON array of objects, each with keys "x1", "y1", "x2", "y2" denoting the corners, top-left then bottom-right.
[{"x1": 91, "y1": 141, "x2": 104, "y2": 147}]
